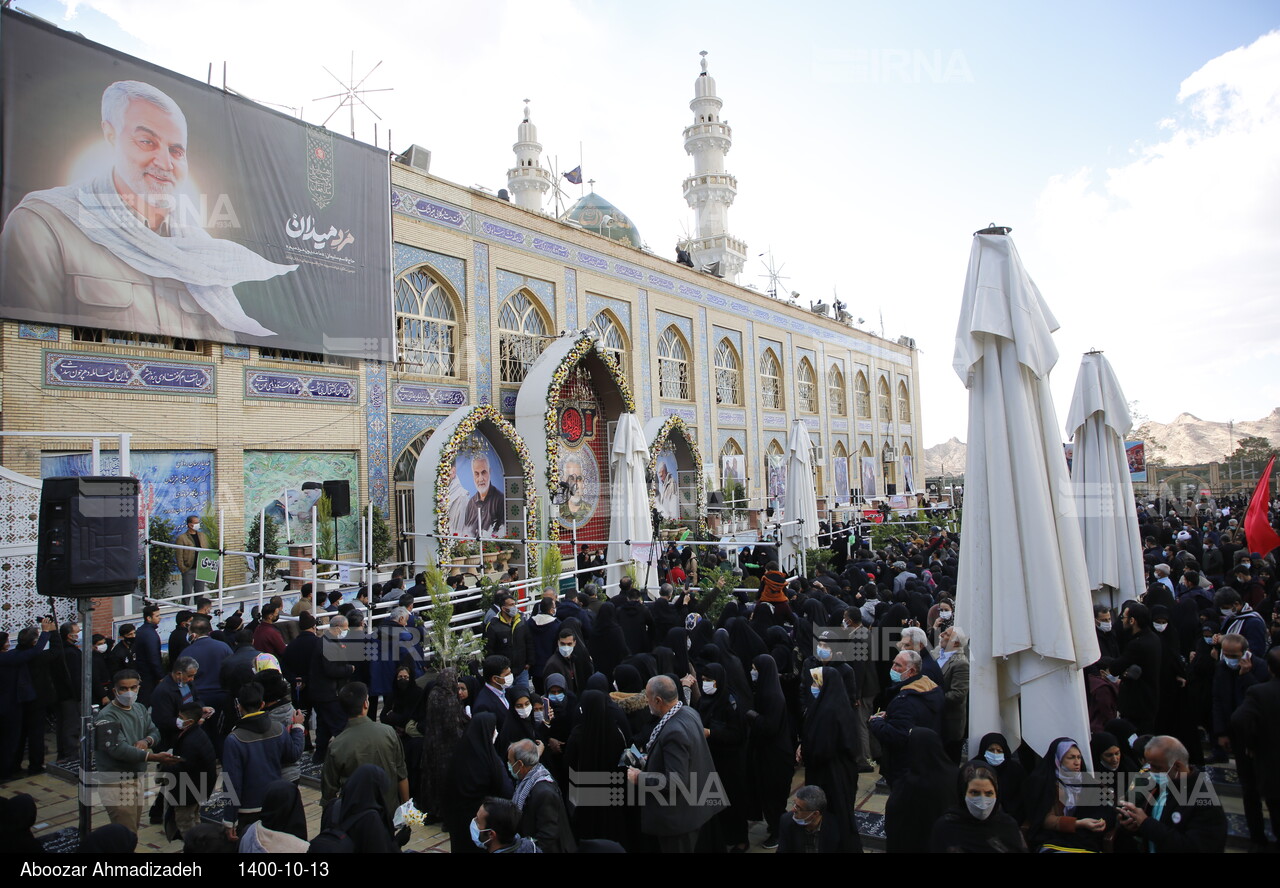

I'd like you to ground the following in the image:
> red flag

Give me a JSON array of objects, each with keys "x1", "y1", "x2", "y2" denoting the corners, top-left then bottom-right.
[{"x1": 1243, "y1": 454, "x2": 1280, "y2": 556}]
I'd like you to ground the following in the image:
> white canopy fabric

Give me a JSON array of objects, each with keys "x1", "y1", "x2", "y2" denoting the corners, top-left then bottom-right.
[
  {"x1": 778, "y1": 420, "x2": 819, "y2": 573},
  {"x1": 606, "y1": 413, "x2": 654, "y2": 591},
  {"x1": 1066, "y1": 352, "x2": 1145, "y2": 610},
  {"x1": 953, "y1": 233, "x2": 1100, "y2": 758}
]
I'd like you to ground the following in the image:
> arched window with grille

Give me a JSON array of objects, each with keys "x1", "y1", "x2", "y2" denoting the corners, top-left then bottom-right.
[
  {"x1": 499, "y1": 289, "x2": 550, "y2": 383},
  {"x1": 760, "y1": 348, "x2": 783, "y2": 410},
  {"x1": 658, "y1": 326, "x2": 691, "y2": 400},
  {"x1": 395, "y1": 267, "x2": 457, "y2": 376},
  {"x1": 828, "y1": 366, "x2": 847, "y2": 416},
  {"x1": 897, "y1": 380, "x2": 912, "y2": 423},
  {"x1": 797, "y1": 359, "x2": 818, "y2": 413},
  {"x1": 714, "y1": 339, "x2": 742, "y2": 406},
  {"x1": 877, "y1": 376, "x2": 893, "y2": 423},
  {"x1": 591, "y1": 310, "x2": 628, "y2": 379},
  {"x1": 854, "y1": 372, "x2": 871, "y2": 418}
]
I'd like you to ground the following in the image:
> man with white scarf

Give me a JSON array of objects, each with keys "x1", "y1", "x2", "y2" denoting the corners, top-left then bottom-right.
[{"x1": 2, "y1": 80, "x2": 295, "y2": 340}]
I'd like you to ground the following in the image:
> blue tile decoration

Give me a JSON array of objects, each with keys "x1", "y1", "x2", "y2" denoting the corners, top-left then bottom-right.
[
  {"x1": 496, "y1": 271, "x2": 556, "y2": 327},
  {"x1": 391, "y1": 189, "x2": 470, "y2": 230},
  {"x1": 391, "y1": 184, "x2": 904, "y2": 361},
  {"x1": 900, "y1": 422, "x2": 913, "y2": 434},
  {"x1": 637, "y1": 289, "x2": 652, "y2": 421},
  {"x1": 222, "y1": 344, "x2": 250, "y2": 359},
  {"x1": 366, "y1": 362, "x2": 390, "y2": 516},
  {"x1": 803, "y1": 417, "x2": 819, "y2": 431},
  {"x1": 718, "y1": 409, "x2": 746, "y2": 426},
  {"x1": 473, "y1": 242, "x2": 492, "y2": 405},
  {"x1": 744, "y1": 321, "x2": 760, "y2": 485},
  {"x1": 857, "y1": 420, "x2": 873, "y2": 434},
  {"x1": 661, "y1": 405, "x2": 697, "y2": 421},
  {"x1": 655, "y1": 310, "x2": 693, "y2": 344},
  {"x1": 585, "y1": 293, "x2": 632, "y2": 330},
  {"x1": 499, "y1": 388, "x2": 520, "y2": 413},
  {"x1": 19, "y1": 323, "x2": 58, "y2": 341},
  {"x1": 564, "y1": 267, "x2": 578, "y2": 330},
  {"x1": 392, "y1": 243, "x2": 466, "y2": 296},
  {"x1": 831, "y1": 418, "x2": 849, "y2": 432},
  {"x1": 698, "y1": 307, "x2": 712, "y2": 444},
  {"x1": 245, "y1": 368, "x2": 359, "y2": 403},
  {"x1": 392, "y1": 383, "x2": 468, "y2": 409},
  {"x1": 763, "y1": 412, "x2": 786, "y2": 428},
  {"x1": 391, "y1": 412, "x2": 446, "y2": 464},
  {"x1": 44, "y1": 350, "x2": 214, "y2": 395}
]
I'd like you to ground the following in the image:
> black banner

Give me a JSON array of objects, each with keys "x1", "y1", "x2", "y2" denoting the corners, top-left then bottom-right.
[{"x1": 0, "y1": 10, "x2": 392, "y2": 360}]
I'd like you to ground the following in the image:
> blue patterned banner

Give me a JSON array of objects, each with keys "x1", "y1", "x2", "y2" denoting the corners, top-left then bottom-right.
[
  {"x1": 245, "y1": 368, "x2": 358, "y2": 403},
  {"x1": 44, "y1": 351, "x2": 214, "y2": 395},
  {"x1": 392, "y1": 383, "x2": 468, "y2": 408}
]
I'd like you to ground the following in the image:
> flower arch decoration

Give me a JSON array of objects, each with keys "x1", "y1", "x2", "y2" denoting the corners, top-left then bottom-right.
[
  {"x1": 542, "y1": 333, "x2": 636, "y2": 540},
  {"x1": 647, "y1": 414, "x2": 709, "y2": 540},
  {"x1": 433, "y1": 403, "x2": 539, "y2": 559}
]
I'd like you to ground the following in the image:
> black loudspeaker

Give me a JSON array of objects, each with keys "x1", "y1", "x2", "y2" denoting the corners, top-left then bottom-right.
[
  {"x1": 38, "y1": 476, "x2": 140, "y2": 598},
  {"x1": 886, "y1": 483, "x2": 897, "y2": 495},
  {"x1": 323, "y1": 479, "x2": 352, "y2": 517},
  {"x1": 707, "y1": 491, "x2": 725, "y2": 510}
]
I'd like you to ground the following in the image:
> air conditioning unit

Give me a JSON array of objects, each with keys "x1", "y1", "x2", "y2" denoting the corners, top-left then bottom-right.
[
  {"x1": 897, "y1": 336, "x2": 916, "y2": 349},
  {"x1": 398, "y1": 144, "x2": 432, "y2": 173},
  {"x1": 810, "y1": 443, "x2": 825, "y2": 463}
]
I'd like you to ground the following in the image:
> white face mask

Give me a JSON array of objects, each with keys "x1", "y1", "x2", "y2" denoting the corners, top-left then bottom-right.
[
  {"x1": 115, "y1": 690, "x2": 137, "y2": 707},
  {"x1": 938, "y1": 610, "x2": 952, "y2": 620},
  {"x1": 1098, "y1": 621, "x2": 1112, "y2": 633},
  {"x1": 501, "y1": 674, "x2": 514, "y2": 689},
  {"x1": 1153, "y1": 622, "x2": 1168, "y2": 633},
  {"x1": 175, "y1": 718, "x2": 187, "y2": 730},
  {"x1": 516, "y1": 705, "x2": 532, "y2": 719},
  {"x1": 95, "y1": 642, "x2": 107, "y2": 653},
  {"x1": 701, "y1": 680, "x2": 717, "y2": 695},
  {"x1": 750, "y1": 669, "x2": 759, "y2": 682},
  {"x1": 337, "y1": 629, "x2": 349, "y2": 639},
  {"x1": 965, "y1": 795, "x2": 997, "y2": 820},
  {"x1": 533, "y1": 710, "x2": 546, "y2": 724},
  {"x1": 558, "y1": 644, "x2": 574, "y2": 658}
]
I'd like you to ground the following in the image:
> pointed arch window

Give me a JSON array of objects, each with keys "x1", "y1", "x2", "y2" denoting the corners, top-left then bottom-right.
[
  {"x1": 797, "y1": 359, "x2": 818, "y2": 413},
  {"x1": 854, "y1": 372, "x2": 871, "y2": 419},
  {"x1": 658, "y1": 326, "x2": 691, "y2": 400},
  {"x1": 828, "y1": 366, "x2": 847, "y2": 416},
  {"x1": 897, "y1": 380, "x2": 912, "y2": 423},
  {"x1": 395, "y1": 268, "x2": 457, "y2": 376},
  {"x1": 592, "y1": 310, "x2": 628, "y2": 378},
  {"x1": 499, "y1": 289, "x2": 550, "y2": 383},
  {"x1": 760, "y1": 348, "x2": 783, "y2": 410},
  {"x1": 877, "y1": 376, "x2": 893, "y2": 423},
  {"x1": 714, "y1": 339, "x2": 742, "y2": 406}
]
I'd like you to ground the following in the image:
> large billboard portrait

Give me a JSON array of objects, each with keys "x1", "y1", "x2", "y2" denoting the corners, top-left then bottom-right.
[
  {"x1": 446, "y1": 437, "x2": 508, "y2": 538},
  {"x1": 832, "y1": 456, "x2": 849, "y2": 503},
  {"x1": 558, "y1": 446, "x2": 600, "y2": 529},
  {"x1": 654, "y1": 450, "x2": 680, "y2": 521},
  {"x1": 0, "y1": 11, "x2": 392, "y2": 359}
]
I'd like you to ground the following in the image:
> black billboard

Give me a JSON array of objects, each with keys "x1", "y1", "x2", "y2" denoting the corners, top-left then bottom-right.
[{"x1": 0, "y1": 10, "x2": 393, "y2": 360}]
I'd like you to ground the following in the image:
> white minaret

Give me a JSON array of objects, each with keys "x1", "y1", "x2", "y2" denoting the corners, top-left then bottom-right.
[
  {"x1": 682, "y1": 51, "x2": 747, "y2": 281},
  {"x1": 507, "y1": 100, "x2": 551, "y2": 212}
]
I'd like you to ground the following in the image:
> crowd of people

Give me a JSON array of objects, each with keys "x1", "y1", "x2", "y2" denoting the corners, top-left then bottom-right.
[{"x1": 1, "y1": 490, "x2": 1277, "y2": 854}]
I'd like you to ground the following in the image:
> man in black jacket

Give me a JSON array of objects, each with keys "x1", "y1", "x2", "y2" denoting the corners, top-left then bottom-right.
[
  {"x1": 1230, "y1": 648, "x2": 1280, "y2": 851},
  {"x1": 1116, "y1": 735, "x2": 1226, "y2": 852},
  {"x1": 16, "y1": 624, "x2": 61, "y2": 775},
  {"x1": 167, "y1": 610, "x2": 194, "y2": 664},
  {"x1": 1115, "y1": 602, "x2": 1162, "y2": 734},
  {"x1": 53, "y1": 622, "x2": 83, "y2": 761},
  {"x1": 105, "y1": 623, "x2": 138, "y2": 676},
  {"x1": 614, "y1": 581, "x2": 656, "y2": 654},
  {"x1": 309, "y1": 615, "x2": 356, "y2": 764},
  {"x1": 507, "y1": 738, "x2": 576, "y2": 852},
  {"x1": 136, "y1": 604, "x2": 166, "y2": 705},
  {"x1": 151, "y1": 657, "x2": 208, "y2": 752}
]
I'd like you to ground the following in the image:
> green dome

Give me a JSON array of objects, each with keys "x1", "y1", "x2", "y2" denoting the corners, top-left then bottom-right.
[{"x1": 563, "y1": 192, "x2": 641, "y2": 248}]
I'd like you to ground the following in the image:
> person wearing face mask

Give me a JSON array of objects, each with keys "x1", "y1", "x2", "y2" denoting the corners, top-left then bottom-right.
[
  {"x1": 160, "y1": 701, "x2": 218, "y2": 840},
  {"x1": 308, "y1": 615, "x2": 356, "y2": 765},
  {"x1": 53, "y1": 621, "x2": 84, "y2": 761},
  {"x1": 151, "y1": 656, "x2": 211, "y2": 753},
  {"x1": 1230, "y1": 647, "x2": 1280, "y2": 853},
  {"x1": 1213, "y1": 589, "x2": 1270, "y2": 680},
  {"x1": 474, "y1": 654, "x2": 516, "y2": 725},
  {"x1": 1084, "y1": 658, "x2": 1121, "y2": 734},
  {"x1": 970, "y1": 732, "x2": 1027, "y2": 823},
  {"x1": 1113, "y1": 602, "x2": 1162, "y2": 734},
  {"x1": 541, "y1": 626, "x2": 593, "y2": 696},
  {"x1": 776, "y1": 785, "x2": 842, "y2": 853},
  {"x1": 92, "y1": 669, "x2": 178, "y2": 832},
  {"x1": 223, "y1": 680, "x2": 305, "y2": 839},
  {"x1": 1116, "y1": 735, "x2": 1227, "y2": 852},
  {"x1": 929, "y1": 763, "x2": 1027, "y2": 852},
  {"x1": 485, "y1": 593, "x2": 531, "y2": 689},
  {"x1": 175, "y1": 514, "x2": 212, "y2": 604},
  {"x1": 745, "y1": 653, "x2": 794, "y2": 849},
  {"x1": 869, "y1": 650, "x2": 942, "y2": 790},
  {"x1": 1093, "y1": 605, "x2": 1119, "y2": 660},
  {"x1": 498, "y1": 686, "x2": 544, "y2": 751},
  {"x1": 471, "y1": 796, "x2": 539, "y2": 853},
  {"x1": 506, "y1": 738, "x2": 576, "y2": 852},
  {"x1": 694, "y1": 663, "x2": 748, "y2": 851},
  {"x1": 796, "y1": 666, "x2": 863, "y2": 852}
]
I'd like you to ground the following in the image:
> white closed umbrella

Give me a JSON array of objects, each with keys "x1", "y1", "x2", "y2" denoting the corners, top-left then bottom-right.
[
  {"x1": 606, "y1": 413, "x2": 654, "y2": 591},
  {"x1": 953, "y1": 230, "x2": 1100, "y2": 758},
  {"x1": 779, "y1": 420, "x2": 819, "y2": 574},
  {"x1": 1066, "y1": 352, "x2": 1145, "y2": 611}
]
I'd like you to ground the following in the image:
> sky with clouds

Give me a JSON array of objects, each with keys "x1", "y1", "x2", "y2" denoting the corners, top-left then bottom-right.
[{"x1": 15, "y1": 0, "x2": 1280, "y2": 446}]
